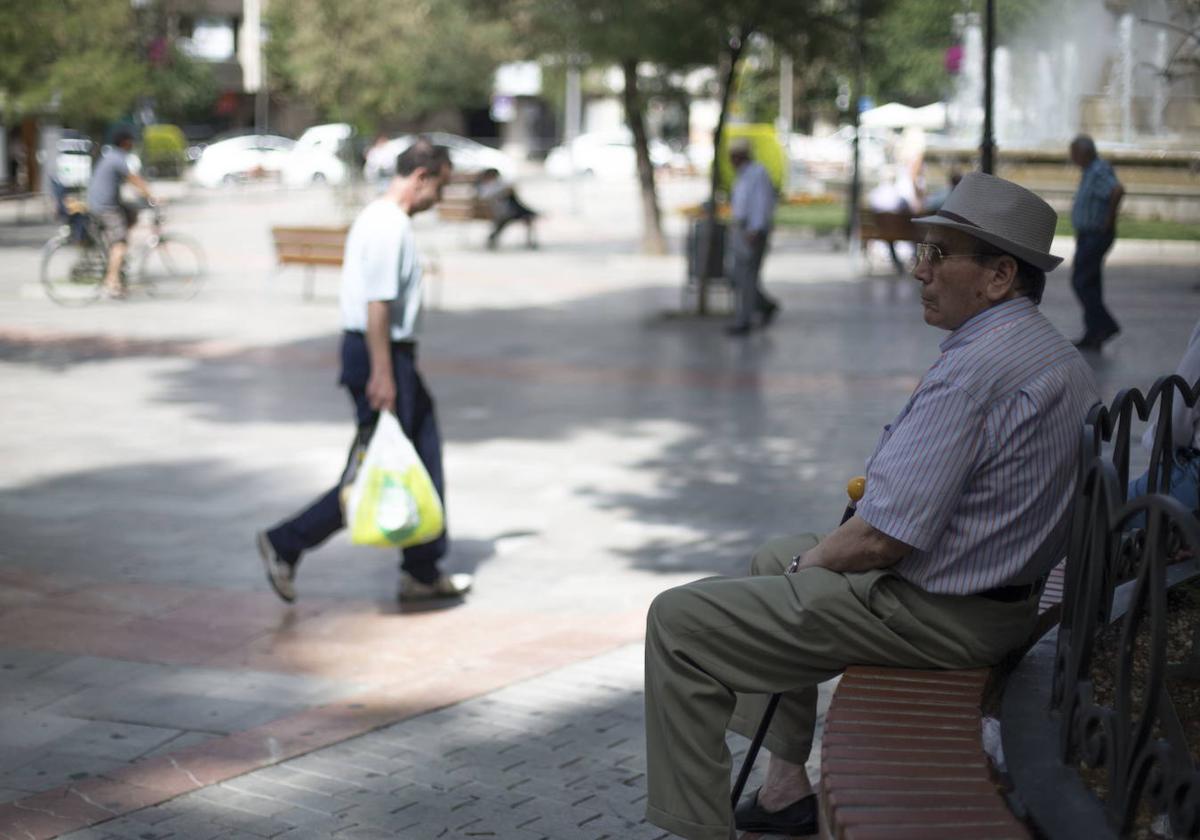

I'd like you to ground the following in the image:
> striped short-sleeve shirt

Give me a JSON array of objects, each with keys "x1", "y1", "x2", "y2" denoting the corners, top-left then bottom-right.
[{"x1": 856, "y1": 297, "x2": 1099, "y2": 595}]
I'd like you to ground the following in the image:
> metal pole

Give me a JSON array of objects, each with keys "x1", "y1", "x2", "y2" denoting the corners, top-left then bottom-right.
[
  {"x1": 847, "y1": 0, "x2": 864, "y2": 245},
  {"x1": 565, "y1": 59, "x2": 582, "y2": 215},
  {"x1": 981, "y1": 0, "x2": 995, "y2": 174}
]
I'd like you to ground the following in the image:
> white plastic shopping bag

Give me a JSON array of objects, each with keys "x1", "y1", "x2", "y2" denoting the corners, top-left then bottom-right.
[{"x1": 344, "y1": 411, "x2": 444, "y2": 547}]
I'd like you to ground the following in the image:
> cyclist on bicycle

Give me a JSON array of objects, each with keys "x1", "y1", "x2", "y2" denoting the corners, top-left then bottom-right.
[{"x1": 86, "y1": 127, "x2": 157, "y2": 297}]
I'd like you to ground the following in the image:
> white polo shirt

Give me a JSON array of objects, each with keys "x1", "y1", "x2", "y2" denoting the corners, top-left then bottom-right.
[{"x1": 339, "y1": 198, "x2": 423, "y2": 342}]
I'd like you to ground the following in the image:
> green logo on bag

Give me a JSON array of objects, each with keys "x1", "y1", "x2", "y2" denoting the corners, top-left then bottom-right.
[{"x1": 377, "y1": 473, "x2": 419, "y2": 540}]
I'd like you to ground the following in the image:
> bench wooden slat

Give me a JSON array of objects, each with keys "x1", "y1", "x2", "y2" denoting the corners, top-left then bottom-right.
[
  {"x1": 823, "y1": 732, "x2": 982, "y2": 750},
  {"x1": 277, "y1": 253, "x2": 345, "y2": 266},
  {"x1": 821, "y1": 774, "x2": 1000, "y2": 795},
  {"x1": 843, "y1": 820, "x2": 1028, "y2": 840}
]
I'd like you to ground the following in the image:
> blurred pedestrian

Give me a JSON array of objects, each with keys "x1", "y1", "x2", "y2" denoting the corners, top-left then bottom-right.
[
  {"x1": 725, "y1": 139, "x2": 780, "y2": 337},
  {"x1": 1069, "y1": 134, "x2": 1124, "y2": 351},
  {"x1": 475, "y1": 168, "x2": 538, "y2": 250},
  {"x1": 257, "y1": 140, "x2": 472, "y2": 604},
  {"x1": 1127, "y1": 317, "x2": 1200, "y2": 525},
  {"x1": 924, "y1": 169, "x2": 963, "y2": 213}
]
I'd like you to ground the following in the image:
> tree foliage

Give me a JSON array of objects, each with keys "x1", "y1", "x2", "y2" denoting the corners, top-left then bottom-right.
[
  {"x1": 266, "y1": 0, "x2": 516, "y2": 132},
  {"x1": 0, "y1": 0, "x2": 146, "y2": 129}
]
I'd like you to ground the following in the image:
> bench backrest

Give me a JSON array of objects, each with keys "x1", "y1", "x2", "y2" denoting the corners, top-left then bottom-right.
[
  {"x1": 1006, "y1": 376, "x2": 1200, "y2": 839},
  {"x1": 858, "y1": 208, "x2": 918, "y2": 242},
  {"x1": 271, "y1": 225, "x2": 348, "y2": 266}
]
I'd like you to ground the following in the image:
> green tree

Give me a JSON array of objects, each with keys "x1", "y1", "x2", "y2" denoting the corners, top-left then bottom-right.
[
  {"x1": 147, "y1": 44, "x2": 219, "y2": 125},
  {"x1": 265, "y1": 0, "x2": 516, "y2": 134},
  {"x1": 476, "y1": 0, "x2": 833, "y2": 255},
  {"x1": 0, "y1": 0, "x2": 146, "y2": 131}
]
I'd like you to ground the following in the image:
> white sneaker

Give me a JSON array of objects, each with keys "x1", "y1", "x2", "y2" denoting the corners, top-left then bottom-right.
[
  {"x1": 256, "y1": 531, "x2": 297, "y2": 603},
  {"x1": 398, "y1": 571, "x2": 473, "y2": 602}
]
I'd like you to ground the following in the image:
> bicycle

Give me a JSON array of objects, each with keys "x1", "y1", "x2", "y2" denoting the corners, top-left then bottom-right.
[{"x1": 40, "y1": 202, "x2": 206, "y2": 305}]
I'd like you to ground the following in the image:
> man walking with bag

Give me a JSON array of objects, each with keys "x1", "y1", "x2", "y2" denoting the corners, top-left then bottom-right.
[{"x1": 256, "y1": 140, "x2": 471, "y2": 604}]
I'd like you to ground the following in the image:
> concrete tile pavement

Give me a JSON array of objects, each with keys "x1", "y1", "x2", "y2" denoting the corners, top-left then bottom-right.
[
  {"x1": 0, "y1": 173, "x2": 1197, "y2": 838},
  {"x1": 47, "y1": 644, "x2": 831, "y2": 840}
]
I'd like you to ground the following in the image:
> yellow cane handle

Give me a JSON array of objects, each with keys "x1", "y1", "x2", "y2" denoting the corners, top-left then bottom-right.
[{"x1": 847, "y1": 476, "x2": 866, "y2": 504}]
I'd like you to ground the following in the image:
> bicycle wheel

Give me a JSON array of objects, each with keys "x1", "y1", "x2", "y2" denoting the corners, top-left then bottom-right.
[
  {"x1": 40, "y1": 233, "x2": 106, "y2": 305},
  {"x1": 140, "y1": 235, "x2": 206, "y2": 299}
]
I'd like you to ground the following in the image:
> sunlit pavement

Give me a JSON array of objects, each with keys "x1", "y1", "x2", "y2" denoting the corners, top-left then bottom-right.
[{"x1": 0, "y1": 174, "x2": 1196, "y2": 839}]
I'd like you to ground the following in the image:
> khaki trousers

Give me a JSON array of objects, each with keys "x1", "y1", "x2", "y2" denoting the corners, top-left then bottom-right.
[{"x1": 643, "y1": 534, "x2": 1040, "y2": 840}]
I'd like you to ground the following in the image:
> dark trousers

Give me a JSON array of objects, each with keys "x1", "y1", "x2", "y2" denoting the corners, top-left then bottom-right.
[
  {"x1": 729, "y1": 228, "x2": 776, "y2": 328},
  {"x1": 489, "y1": 196, "x2": 536, "y2": 244},
  {"x1": 1071, "y1": 230, "x2": 1118, "y2": 340},
  {"x1": 267, "y1": 332, "x2": 447, "y2": 583}
]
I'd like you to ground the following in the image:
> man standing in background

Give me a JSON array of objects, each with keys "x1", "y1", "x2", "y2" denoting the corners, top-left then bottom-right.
[
  {"x1": 726, "y1": 140, "x2": 780, "y2": 337},
  {"x1": 1069, "y1": 134, "x2": 1124, "y2": 351}
]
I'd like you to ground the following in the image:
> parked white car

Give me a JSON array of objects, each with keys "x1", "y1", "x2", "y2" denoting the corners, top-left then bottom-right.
[
  {"x1": 191, "y1": 133, "x2": 295, "y2": 187},
  {"x1": 544, "y1": 130, "x2": 674, "y2": 179},
  {"x1": 282, "y1": 123, "x2": 352, "y2": 187},
  {"x1": 368, "y1": 132, "x2": 518, "y2": 182}
]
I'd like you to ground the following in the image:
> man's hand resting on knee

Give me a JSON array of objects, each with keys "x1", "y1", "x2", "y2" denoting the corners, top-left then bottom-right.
[{"x1": 793, "y1": 516, "x2": 911, "y2": 574}]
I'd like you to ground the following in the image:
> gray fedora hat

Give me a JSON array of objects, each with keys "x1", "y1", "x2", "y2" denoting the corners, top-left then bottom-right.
[{"x1": 913, "y1": 172, "x2": 1062, "y2": 271}]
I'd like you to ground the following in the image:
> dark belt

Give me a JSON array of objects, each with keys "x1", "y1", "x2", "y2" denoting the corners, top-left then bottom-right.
[
  {"x1": 343, "y1": 330, "x2": 415, "y2": 352},
  {"x1": 977, "y1": 576, "x2": 1045, "y2": 603}
]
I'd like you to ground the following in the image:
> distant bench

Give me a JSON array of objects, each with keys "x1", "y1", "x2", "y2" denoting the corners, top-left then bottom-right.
[
  {"x1": 270, "y1": 225, "x2": 348, "y2": 300},
  {"x1": 437, "y1": 177, "x2": 492, "y2": 223},
  {"x1": 858, "y1": 209, "x2": 920, "y2": 274},
  {"x1": 268, "y1": 224, "x2": 442, "y2": 306},
  {"x1": 858, "y1": 209, "x2": 919, "y2": 246}
]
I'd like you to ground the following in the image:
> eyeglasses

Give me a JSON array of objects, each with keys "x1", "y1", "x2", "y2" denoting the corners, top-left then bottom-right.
[{"x1": 913, "y1": 242, "x2": 1000, "y2": 267}]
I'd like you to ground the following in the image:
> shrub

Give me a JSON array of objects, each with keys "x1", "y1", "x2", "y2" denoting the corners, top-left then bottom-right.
[{"x1": 142, "y1": 124, "x2": 187, "y2": 178}]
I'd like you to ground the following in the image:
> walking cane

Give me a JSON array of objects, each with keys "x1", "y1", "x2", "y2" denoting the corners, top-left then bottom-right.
[{"x1": 729, "y1": 476, "x2": 866, "y2": 810}]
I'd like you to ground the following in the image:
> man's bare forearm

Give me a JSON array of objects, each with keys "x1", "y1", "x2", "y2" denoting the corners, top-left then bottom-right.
[
  {"x1": 128, "y1": 173, "x2": 154, "y2": 201},
  {"x1": 366, "y1": 302, "x2": 393, "y2": 376},
  {"x1": 794, "y1": 515, "x2": 911, "y2": 574}
]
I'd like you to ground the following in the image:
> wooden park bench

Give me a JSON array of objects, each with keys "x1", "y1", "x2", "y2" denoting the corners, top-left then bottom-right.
[
  {"x1": 857, "y1": 209, "x2": 919, "y2": 275},
  {"x1": 270, "y1": 225, "x2": 348, "y2": 301},
  {"x1": 810, "y1": 376, "x2": 1200, "y2": 840},
  {"x1": 269, "y1": 224, "x2": 444, "y2": 307},
  {"x1": 437, "y1": 174, "x2": 492, "y2": 224}
]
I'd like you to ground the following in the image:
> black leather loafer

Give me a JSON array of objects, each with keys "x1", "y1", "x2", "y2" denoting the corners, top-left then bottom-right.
[{"x1": 733, "y1": 788, "x2": 818, "y2": 835}]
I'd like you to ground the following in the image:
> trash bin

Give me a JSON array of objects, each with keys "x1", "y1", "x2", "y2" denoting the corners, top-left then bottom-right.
[{"x1": 686, "y1": 217, "x2": 726, "y2": 282}]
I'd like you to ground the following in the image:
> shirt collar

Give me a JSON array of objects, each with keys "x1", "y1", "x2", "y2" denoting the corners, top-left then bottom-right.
[{"x1": 939, "y1": 297, "x2": 1036, "y2": 353}]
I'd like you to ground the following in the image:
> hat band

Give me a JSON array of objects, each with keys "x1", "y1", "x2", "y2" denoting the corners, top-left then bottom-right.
[{"x1": 936, "y1": 209, "x2": 980, "y2": 228}]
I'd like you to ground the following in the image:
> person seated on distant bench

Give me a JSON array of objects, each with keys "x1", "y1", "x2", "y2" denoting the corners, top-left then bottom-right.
[
  {"x1": 475, "y1": 168, "x2": 538, "y2": 250},
  {"x1": 924, "y1": 169, "x2": 964, "y2": 214},
  {"x1": 1128, "y1": 317, "x2": 1200, "y2": 526},
  {"x1": 867, "y1": 162, "x2": 924, "y2": 273}
]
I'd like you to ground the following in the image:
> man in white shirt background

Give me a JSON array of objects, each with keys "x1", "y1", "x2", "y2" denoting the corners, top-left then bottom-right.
[
  {"x1": 256, "y1": 140, "x2": 472, "y2": 605},
  {"x1": 726, "y1": 139, "x2": 780, "y2": 337}
]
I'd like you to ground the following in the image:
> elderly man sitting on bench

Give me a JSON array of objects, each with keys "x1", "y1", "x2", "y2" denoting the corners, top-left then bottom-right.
[{"x1": 642, "y1": 173, "x2": 1101, "y2": 840}]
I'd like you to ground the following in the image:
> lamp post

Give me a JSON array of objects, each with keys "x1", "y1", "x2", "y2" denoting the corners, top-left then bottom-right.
[
  {"x1": 981, "y1": 0, "x2": 995, "y2": 174},
  {"x1": 847, "y1": 0, "x2": 864, "y2": 244}
]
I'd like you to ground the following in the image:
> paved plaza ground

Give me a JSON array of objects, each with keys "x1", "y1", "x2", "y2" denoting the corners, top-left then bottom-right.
[{"x1": 0, "y1": 172, "x2": 1197, "y2": 840}]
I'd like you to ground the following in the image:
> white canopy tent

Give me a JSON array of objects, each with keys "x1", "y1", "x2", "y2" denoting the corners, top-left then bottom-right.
[{"x1": 859, "y1": 101, "x2": 947, "y2": 131}]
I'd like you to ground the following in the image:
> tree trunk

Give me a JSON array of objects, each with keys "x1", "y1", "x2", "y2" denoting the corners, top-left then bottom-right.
[
  {"x1": 621, "y1": 58, "x2": 667, "y2": 256},
  {"x1": 698, "y1": 27, "x2": 750, "y2": 315}
]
